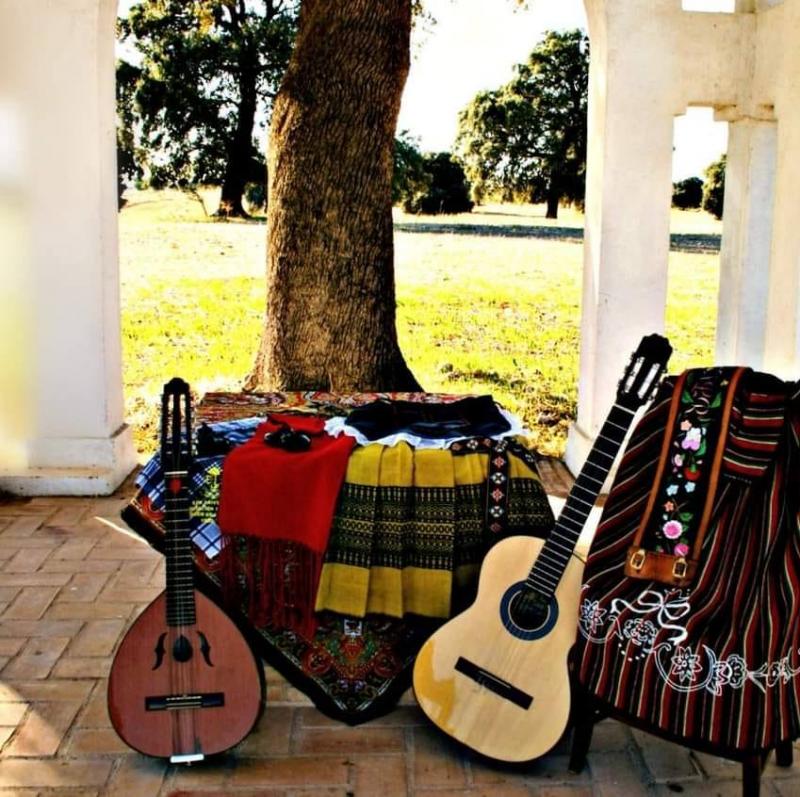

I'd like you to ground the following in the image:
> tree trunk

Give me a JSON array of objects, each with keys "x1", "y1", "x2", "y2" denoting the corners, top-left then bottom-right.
[
  {"x1": 217, "y1": 64, "x2": 258, "y2": 218},
  {"x1": 545, "y1": 175, "x2": 560, "y2": 220},
  {"x1": 247, "y1": 0, "x2": 421, "y2": 392}
]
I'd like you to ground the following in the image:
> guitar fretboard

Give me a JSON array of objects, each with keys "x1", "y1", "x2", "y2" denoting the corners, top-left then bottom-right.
[
  {"x1": 525, "y1": 403, "x2": 637, "y2": 598},
  {"x1": 164, "y1": 476, "x2": 196, "y2": 627}
]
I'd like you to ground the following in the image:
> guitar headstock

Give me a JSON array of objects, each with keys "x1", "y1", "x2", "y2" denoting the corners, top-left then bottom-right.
[
  {"x1": 160, "y1": 377, "x2": 193, "y2": 479},
  {"x1": 616, "y1": 334, "x2": 673, "y2": 411}
]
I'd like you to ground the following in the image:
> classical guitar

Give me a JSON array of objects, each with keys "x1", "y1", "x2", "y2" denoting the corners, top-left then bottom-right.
[
  {"x1": 108, "y1": 378, "x2": 263, "y2": 762},
  {"x1": 413, "y1": 334, "x2": 672, "y2": 762}
]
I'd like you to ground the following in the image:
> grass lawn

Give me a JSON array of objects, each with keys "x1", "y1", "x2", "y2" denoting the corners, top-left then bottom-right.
[{"x1": 119, "y1": 190, "x2": 721, "y2": 458}]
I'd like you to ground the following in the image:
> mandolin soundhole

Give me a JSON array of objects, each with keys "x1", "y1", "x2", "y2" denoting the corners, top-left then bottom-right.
[{"x1": 500, "y1": 582, "x2": 559, "y2": 641}]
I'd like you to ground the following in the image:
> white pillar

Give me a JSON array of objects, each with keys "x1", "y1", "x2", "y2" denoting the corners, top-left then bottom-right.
[
  {"x1": 565, "y1": 1, "x2": 679, "y2": 474},
  {"x1": 759, "y1": 1, "x2": 800, "y2": 378},
  {"x1": 568, "y1": 0, "x2": 768, "y2": 476},
  {"x1": 0, "y1": 0, "x2": 136, "y2": 495},
  {"x1": 715, "y1": 118, "x2": 777, "y2": 367}
]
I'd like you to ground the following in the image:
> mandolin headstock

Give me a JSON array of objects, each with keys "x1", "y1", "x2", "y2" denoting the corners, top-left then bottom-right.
[{"x1": 160, "y1": 377, "x2": 193, "y2": 480}]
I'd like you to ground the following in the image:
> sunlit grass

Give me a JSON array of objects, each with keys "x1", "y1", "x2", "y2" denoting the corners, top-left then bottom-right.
[{"x1": 120, "y1": 191, "x2": 720, "y2": 458}]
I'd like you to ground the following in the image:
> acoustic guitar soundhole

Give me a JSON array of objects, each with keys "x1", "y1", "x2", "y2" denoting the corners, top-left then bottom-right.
[{"x1": 500, "y1": 582, "x2": 559, "y2": 641}]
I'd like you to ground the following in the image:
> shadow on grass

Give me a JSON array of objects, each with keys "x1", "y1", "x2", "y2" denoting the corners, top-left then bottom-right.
[{"x1": 394, "y1": 221, "x2": 721, "y2": 255}]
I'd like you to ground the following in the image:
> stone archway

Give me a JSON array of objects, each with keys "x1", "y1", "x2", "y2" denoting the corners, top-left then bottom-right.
[{"x1": 0, "y1": 0, "x2": 136, "y2": 495}]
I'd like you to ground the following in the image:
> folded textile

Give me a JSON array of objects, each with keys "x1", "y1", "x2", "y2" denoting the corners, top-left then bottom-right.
[
  {"x1": 217, "y1": 414, "x2": 355, "y2": 635},
  {"x1": 217, "y1": 414, "x2": 354, "y2": 549},
  {"x1": 341, "y1": 395, "x2": 511, "y2": 443},
  {"x1": 325, "y1": 406, "x2": 526, "y2": 450},
  {"x1": 314, "y1": 438, "x2": 554, "y2": 620}
]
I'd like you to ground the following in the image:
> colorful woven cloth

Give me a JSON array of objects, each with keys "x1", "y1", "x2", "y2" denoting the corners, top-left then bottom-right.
[
  {"x1": 122, "y1": 391, "x2": 554, "y2": 724},
  {"x1": 315, "y1": 438, "x2": 554, "y2": 620},
  {"x1": 217, "y1": 414, "x2": 355, "y2": 636}
]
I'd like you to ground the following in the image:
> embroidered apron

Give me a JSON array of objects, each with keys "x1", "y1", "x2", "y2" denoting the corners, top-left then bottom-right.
[{"x1": 573, "y1": 368, "x2": 800, "y2": 754}]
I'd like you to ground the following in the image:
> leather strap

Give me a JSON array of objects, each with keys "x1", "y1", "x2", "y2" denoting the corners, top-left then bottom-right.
[{"x1": 624, "y1": 368, "x2": 747, "y2": 586}]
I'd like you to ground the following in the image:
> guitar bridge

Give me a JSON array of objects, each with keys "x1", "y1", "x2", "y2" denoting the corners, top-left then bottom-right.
[{"x1": 455, "y1": 657, "x2": 533, "y2": 709}]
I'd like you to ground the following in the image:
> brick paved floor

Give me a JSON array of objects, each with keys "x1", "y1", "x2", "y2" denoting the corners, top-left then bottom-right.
[{"x1": 0, "y1": 480, "x2": 798, "y2": 796}]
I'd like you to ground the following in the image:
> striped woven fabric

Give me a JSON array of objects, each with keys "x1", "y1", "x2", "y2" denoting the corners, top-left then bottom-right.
[
  {"x1": 314, "y1": 439, "x2": 554, "y2": 620},
  {"x1": 573, "y1": 369, "x2": 800, "y2": 755}
]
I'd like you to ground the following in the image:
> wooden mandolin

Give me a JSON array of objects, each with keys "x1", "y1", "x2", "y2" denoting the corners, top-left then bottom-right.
[
  {"x1": 413, "y1": 335, "x2": 672, "y2": 762},
  {"x1": 108, "y1": 378, "x2": 263, "y2": 762}
]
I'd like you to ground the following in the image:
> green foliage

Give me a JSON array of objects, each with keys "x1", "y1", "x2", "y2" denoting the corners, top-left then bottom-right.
[
  {"x1": 116, "y1": 59, "x2": 144, "y2": 208},
  {"x1": 672, "y1": 176, "x2": 703, "y2": 210},
  {"x1": 245, "y1": 179, "x2": 267, "y2": 212},
  {"x1": 455, "y1": 29, "x2": 588, "y2": 218},
  {"x1": 393, "y1": 132, "x2": 431, "y2": 207},
  {"x1": 117, "y1": 0, "x2": 297, "y2": 212},
  {"x1": 403, "y1": 153, "x2": 474, "y2": 215},
  {"x1": 702, "y1": 155, "x2": 726, "y2": 220}
]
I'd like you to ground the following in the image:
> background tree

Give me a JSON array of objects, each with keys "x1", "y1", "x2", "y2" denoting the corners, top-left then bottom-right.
[
  {"x1": 455, "y1": 29, "x2": 589, "y2": 219},
  {"x1": 672, "y1": 176, "x2": 703, "y2": 210},
  {"x1": 118, "y1": 0, "x2": 298, "y2": 217},
  {"x1": 116, "y1": 59, "x2": 143, "y2": 209},
  {"x1": 402, "y1": 153, "x2": 474, "y2": 215},
  {"x1": 702, "y1": 155, "x2": 726, "y2": 220},
  {"x1": 393, "y1": 131, "x2": 430, "y2": 209},
  {"x1": 248, "y1": 0, "x2": 421, "y2": 391}
]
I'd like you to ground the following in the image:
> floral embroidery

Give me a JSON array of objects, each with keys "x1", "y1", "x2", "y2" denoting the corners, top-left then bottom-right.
[
  {"x1": 647, "y1": 371, "x2": 728, "y2": 555},
  {"x1": 578, "y1": 588, "x2": 800, "y2": 696},
  {"x1": 580, "y1": 599, "x2": 607, "y2": 635},
  {"x1": 622, "y1": 618, "x2": 658, "y2": 649},
  {"x1": 670, "y1": 646, "x2": 703, "y2": 683}
]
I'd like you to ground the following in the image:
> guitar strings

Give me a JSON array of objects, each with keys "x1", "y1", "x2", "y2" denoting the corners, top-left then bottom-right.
[{"x1": 493, "y1": 407, "x2": 631, "y2": 699}]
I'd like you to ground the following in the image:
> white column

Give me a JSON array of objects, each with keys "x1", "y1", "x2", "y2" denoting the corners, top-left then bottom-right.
[
  {"x1": 715, "y1": 118, "x2": 777, "y2": 367},
  {"x1": 762, "y1": 112, "x2": 800, "y2": 377},
  {"x1": 566, "y1": 1, "x2": 678, "y2": 474},
  {"x1": 0, "y1": 0, "x2": 136, "y2": 495},
  {"x1": 758, "y1": 0, "x2": 800, "y2": 378}
]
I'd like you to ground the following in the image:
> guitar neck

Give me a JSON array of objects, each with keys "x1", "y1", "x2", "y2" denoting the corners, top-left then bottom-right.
[
  {"x1": 164, "y1": 473, "x2": 196, "y2": 627},
  {"x1": 525, "y1": 402, "x2": 637, "y2": 597}
]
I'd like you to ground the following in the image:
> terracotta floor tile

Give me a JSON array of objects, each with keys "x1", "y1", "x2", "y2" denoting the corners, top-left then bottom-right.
[
  {"x1": 2, "y1": 587, "x2": 60, "y2": 621},
  {"x1": 57, "y1": 573, "x2": 112, "y2": 603},
  {"x1": 2, "y1": 636, "x2": 70, "y2": 680},
  {"x1": 292, "y1": 725, "x2": 405, "y2": 756},
  {"x1": 0, "y1": 758, "x2": 112, "y2": 789},
  {"x1": 227, "y1": 756, "x2": 351, "y2": 788},
  {"x1": 2, "y1": 699, "x2": 81, "y2": 757},
  {"x1": 105, "y1": 754, "x2": 167, "y2": 797}
]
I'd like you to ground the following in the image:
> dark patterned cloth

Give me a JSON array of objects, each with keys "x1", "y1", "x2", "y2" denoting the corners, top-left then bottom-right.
[{"x1": 574, "y1": 369, "x2": 800, "y2": 755}]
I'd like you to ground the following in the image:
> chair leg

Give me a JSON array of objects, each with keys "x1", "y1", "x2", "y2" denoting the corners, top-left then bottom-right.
[
  {"x1": 568, "y1": 710, "x2": 596, "y2": 774},
  {"x1": 741, "y1": 752, "x2": 766, "y2": 797},
  {"x1": 775, "y1": 739, "x2": 793, "y2": 768}
]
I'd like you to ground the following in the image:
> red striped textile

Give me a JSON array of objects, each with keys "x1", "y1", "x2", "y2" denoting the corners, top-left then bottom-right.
[{"x1": 574, "y1": 369, "x2": 800, "y2": 755}]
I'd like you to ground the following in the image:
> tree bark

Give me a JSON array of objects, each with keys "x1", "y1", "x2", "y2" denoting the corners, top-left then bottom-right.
[
  {"x1": 545, "y1": 175, "x2": 560, "y2": 220},
  {"x1": 247, "y1": 0, "x2": 421, "y2": 392}
]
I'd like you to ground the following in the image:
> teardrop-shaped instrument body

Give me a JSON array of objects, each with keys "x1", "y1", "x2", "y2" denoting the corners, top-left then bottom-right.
[{"x1": 107, "y1": 590, "x2": 262, "y2": 760}]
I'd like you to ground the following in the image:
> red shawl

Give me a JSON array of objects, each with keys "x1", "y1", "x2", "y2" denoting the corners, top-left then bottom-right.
[{"x1": 217, "y1": 414, "x2": 354, "y2": 636}]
